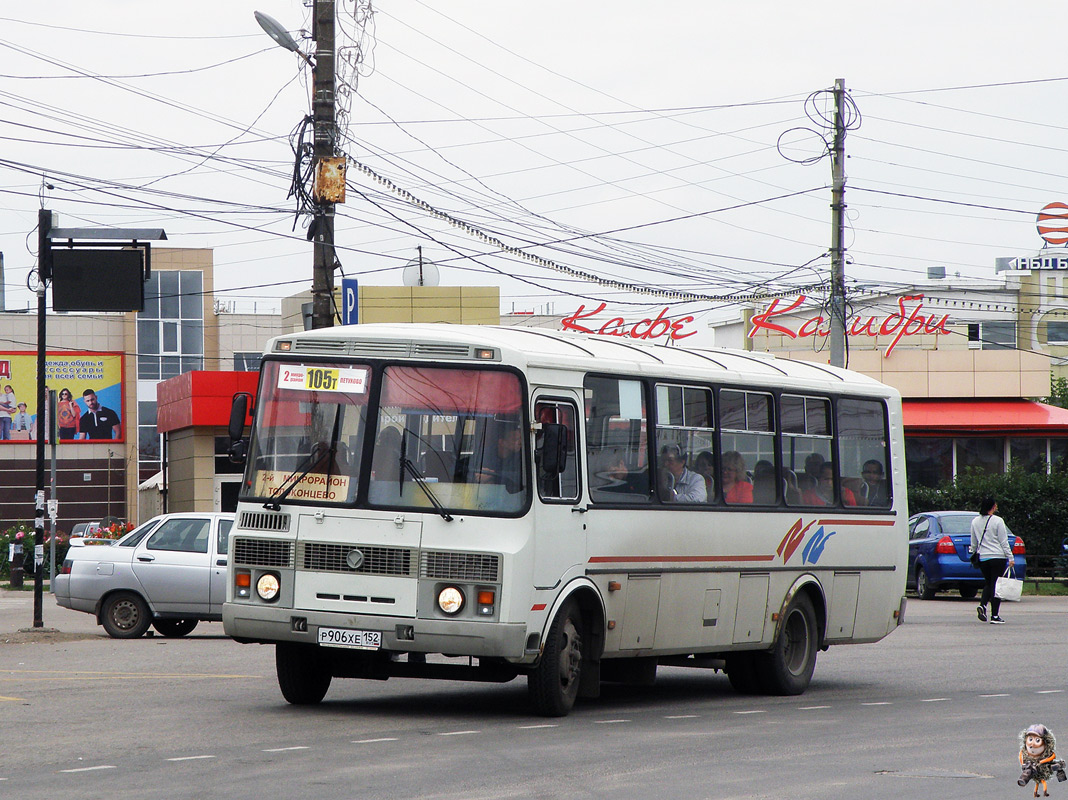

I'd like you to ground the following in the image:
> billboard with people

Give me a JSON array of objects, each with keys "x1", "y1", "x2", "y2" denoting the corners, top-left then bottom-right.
[{"x1": 0, "y1": 352, "x2": 125, "y2": 443}]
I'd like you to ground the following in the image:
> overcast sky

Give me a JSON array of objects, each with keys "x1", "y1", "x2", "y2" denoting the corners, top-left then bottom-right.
[{"x1": 1, "y1": 1, "x2": 1064, "y2": 325}]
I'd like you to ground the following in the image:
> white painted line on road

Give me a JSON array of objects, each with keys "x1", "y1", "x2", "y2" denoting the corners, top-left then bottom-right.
[
  {"x1": 594, "y1": 719, "x2": 630, "y2": 724},
  {"x1": 352, "y1": 738, "x2": 398, "y2": 744},
  {"x1": 665, "y1": 714, "x2": 699, "y2": 719},
  {"x1": 1037, "y1": 690, "x2": 1064, "y2": 694},
  {"x1": 263, "y1": 746, "x2": 309, "y2": 752},
  {"x1": 980, "y1": 693, "x2": 1010, "y2": 698},
  {"x1": 733, "y1": 710, "x2": 766, "y2": 715},
  {"x1": 518, "y1": 724, "x2": 558, "y2": 729},
  {"x1": 861, "y1": 702, "x2": 891, "y2": 706},
  {"x1": 920, "y1": 698, "x2": 947, "y2": 703},
  {"x1": 60, "y1": 765, "x2": 116, "y2": 773},
  {"x1": 438, "y1": 730, "x2": 479, "y2": 736},
  {"x1": 166, "y1": 755, "x2": 216, "y2": 762},
  {"x1": 798, "y1": 705, "x2": 830, "y2": 710},
  {"x1": 0, "y1": 696, "x2": 24, "y2": 702}
]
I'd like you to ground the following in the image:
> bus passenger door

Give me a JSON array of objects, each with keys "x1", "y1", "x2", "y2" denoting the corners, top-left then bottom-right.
[{"x1": 531, "y1": 396, "x2": 585, "y2": 587}]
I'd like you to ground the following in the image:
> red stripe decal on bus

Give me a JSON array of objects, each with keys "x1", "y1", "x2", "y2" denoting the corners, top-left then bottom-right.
[
  {"x1": 588, "y1": 554, "x2": 775, "y2": 564},
  {"x1": 531, "y1": 603, "x2": 547, "y2": 611}
]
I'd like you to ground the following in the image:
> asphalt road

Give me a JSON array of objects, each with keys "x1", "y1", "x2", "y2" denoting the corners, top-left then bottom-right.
[{"x1": 1, "y1": 590, "x2": 1065, "y2": 800}]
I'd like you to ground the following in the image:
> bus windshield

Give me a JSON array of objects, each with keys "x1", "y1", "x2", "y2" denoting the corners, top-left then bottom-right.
[
  {"x1": 369, "y1": 365, "x2": 527, "y2": 515},
  {"x1": 245, "y1": 361, "x2": 371, "y2": 506}
]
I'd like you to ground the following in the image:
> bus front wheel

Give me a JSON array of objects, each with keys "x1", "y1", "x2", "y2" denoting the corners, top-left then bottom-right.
[
  {"x1": 276, "y1": 643, "x2": 332, "y2": 705},
  {"x1": 755, "y1": 593, "x2": 817, "y2": 695},
  {"x1": 528, "y1": 600, "x2": 584, "y2": 717}
]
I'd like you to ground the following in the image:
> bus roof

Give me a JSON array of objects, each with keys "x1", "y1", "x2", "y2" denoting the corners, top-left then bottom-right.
[{"x1": 267, "y1": 323, "x2": 895, "y2": 396}]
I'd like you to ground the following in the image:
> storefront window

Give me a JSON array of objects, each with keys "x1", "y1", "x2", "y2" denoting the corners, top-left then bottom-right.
[
  {"x1": 956, "y1": 437, "x2": 1004, "y2": 475},
  {"x1": 1051, "y1": 439, "x2": 1068, "y2": 473},
  {"x1": 905, "y1": 438, "x2": 952, "y2": 488},
  {"x1": 1009, "y1": 438, "x2": 1047, "y2": 474}
]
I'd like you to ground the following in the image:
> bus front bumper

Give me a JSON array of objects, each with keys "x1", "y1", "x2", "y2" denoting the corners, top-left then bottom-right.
[{"x1": 223, "y1": 602, "x2": 531, "y2": 661}]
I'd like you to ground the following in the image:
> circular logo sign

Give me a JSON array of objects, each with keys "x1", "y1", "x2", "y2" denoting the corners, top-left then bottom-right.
[
  {"x1": 1038, "y1": 202, "x2": 1068, "y2": 246},
  {"x1": 345, "y1": 549, "x2": 365, "y2": 570}
]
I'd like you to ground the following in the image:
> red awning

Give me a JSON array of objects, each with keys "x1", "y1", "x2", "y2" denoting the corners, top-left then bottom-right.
[
  {"x1": 157, "y1": 371, "x2": 259, "y2": 433},
  {"x1": 902, "y1": 399, "x2": 1068, "y2": 434}
]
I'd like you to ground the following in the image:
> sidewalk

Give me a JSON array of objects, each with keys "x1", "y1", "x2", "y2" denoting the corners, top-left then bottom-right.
[{"x1": 0, "y1": 587, "x2": 104, "y2": 643}]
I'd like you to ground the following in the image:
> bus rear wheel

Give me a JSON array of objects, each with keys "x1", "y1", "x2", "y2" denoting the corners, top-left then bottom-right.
[
  {"x1": 276, "y1": 643, "x2": 332, "y2": 705},
  {"x1": 528, "y1": 600, "x2": 584, "y2": 717},
  {"x1": 755, "y1": 593, "x2": 817, "y2": 695}
]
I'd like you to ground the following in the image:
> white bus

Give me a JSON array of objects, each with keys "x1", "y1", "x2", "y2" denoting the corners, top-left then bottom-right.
[{"x1": 223, "y1": 323, "x2": 907, "y2": 716}]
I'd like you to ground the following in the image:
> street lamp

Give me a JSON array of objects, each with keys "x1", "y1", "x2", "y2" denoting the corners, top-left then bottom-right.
[{"x1": 254, "y1": 11, "x2": 314, "y2": 66}]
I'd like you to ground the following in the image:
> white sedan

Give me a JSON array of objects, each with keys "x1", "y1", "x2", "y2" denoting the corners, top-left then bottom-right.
[{"x1": 54, "y1": 512, "x2": 234, "y2": 638}]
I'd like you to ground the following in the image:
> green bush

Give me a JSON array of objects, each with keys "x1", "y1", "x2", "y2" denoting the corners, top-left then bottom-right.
[
  {"x1": 908, "y1": 466, "x2": 1068, "y2": 571},
  {"x1": 0, "y1": 523, "x2": 71, "y2": 580}
]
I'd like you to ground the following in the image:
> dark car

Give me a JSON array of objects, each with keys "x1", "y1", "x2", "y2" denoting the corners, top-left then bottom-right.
[{"x1": 907, "y1": 511, "x2": 1026, "y2": 600}]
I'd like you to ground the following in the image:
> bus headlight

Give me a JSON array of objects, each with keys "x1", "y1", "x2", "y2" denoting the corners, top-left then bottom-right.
[
  {"x1": 256, "y1": 573, "x2": 281, "y2": 602},
  {"x1": 437, "y1": 586, "x2": 464, "y2": 615}
]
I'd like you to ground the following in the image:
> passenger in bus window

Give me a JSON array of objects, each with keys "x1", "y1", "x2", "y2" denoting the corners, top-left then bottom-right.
[
  {"x1": 860, "y1": 459, "x2": 889, "y2": 506},
  {"x1": 798, "y1": 473, "x2": 824, "y2": 505},
  {"x1": 658, "y1": 444, "x2": 706, "y2": 503},
  {"x1": 694, "y1": 450, "x2": 715, "y2": 498},
  {"x1": 599, "y1": 449, "x2": 649, "y2": 496},
  {"x1": 752, "y1": 460, "x2": 777, "y2": 504},
  {"x1": 819, "y1": 462, "x2": 857, "y2": 506},
  {"x1": 783, "y1": 469, "x2": 803, "y2": 505},
  {"x1": 721, "y1": 450, "x2": 753, "y2": 504},
  {"x1": 804, "y1": 452, "x2": 825, "y2": 484},
  {"x1": 477, "y1": 423, "x2": 525, "y2": 493}
]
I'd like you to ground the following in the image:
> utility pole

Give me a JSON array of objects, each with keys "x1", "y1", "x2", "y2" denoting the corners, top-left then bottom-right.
[
  {"x1": 829, "y1": 77, "x2": 848, "y2": 368},
  {"x1": 33, "y1": 209, "x2": 52, "y2": 627},
  {"x1": 310, "y1": 0, "x2": 338, "y2": 330}
]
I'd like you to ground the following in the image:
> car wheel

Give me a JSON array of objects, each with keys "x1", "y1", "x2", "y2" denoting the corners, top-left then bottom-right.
[
  {"x1": 152, "y1": 619, "x2": 199, "y2": 638},
  {"x1": 528, "y1": 599, "x2": 585, "y2": 717},
  {"x1": 916, "y1": 568, "x2": 937, "y2": 600},
  {"x1": 101, "y1": 592, "x2": 151, "y2": 639},
  {"x1": 958, "y1": 586, "x2": 978, "y2": 600},
  {"x1": 276, "y1": 643, "x2": 332, "y2": 705},
  {"x1": 754, "y1": 593, "x2": 818, "y2": 696}
]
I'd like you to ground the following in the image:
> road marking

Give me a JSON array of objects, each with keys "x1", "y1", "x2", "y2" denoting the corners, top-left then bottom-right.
[
  {"x1": 166, "y1": 755, "x2": 216, "y2": 762},
  {"x1": 980, "y1": 693, "x2": 1010, "y2": 698},
  {"x1": 920, "y1": 698, "x2": 947, "y2": 703},
  {"x1": 263, "y1": 746, "x2": 309, "y2": 752},
  {"x1": 0, "y1": 669, "x2": 259, "y2": 680},
  {"x1": 352, "y1": 738, "x2": 398, "y2": 744},
  {"x1": 60, "y1": 766, "x2": 116, "y2": 773},
  {"x1": 733, "y1": 710, "x2": 766, "y2": 715},
  {"x1": 0, "y1": 695, "x2": 24, "y2": 702},
  {"x1": 1037, "y1": 690, "x2": 1064, "y2": 694},
  {"x1": 594, "y1": 719, "x2": 630, "y2": 724},
  {"x1": 861, "y1": 702, "x2": 891, "y2": 706},
  {"x1": 518, "y1": 724, "x2": 558, "y2": 729},
  {"x1": 664, "y1": 714, "x2": 699, "y2": 719},
  {"x1": 438, "y1": 730, "x2": 479, "y2": 736},
  {"x1": 798, "y1": 705, "x2": 830, "y2": 710}
]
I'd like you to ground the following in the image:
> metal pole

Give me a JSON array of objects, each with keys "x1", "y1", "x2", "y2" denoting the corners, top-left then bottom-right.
[
  {"x1": 48, "y1": 389, "x2": 57, "y2": 591},
  {"x1": 829, "y1": 78, "x2": 848, "y2": 369},
  {"x1": 310, "y1": 0, "x2": 337, "y2": 330}
]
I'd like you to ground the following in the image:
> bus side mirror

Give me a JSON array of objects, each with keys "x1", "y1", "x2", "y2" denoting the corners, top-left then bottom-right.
[
  {"x1": 537, "y1": 423, "x2": 568, "y2": 476},
  {"x1": 228, "y1": 392, "x2": 252, "y2": 464}
]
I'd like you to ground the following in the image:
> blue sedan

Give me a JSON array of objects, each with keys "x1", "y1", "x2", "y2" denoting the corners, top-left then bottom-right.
[{"x1": 907, "y1": 511, "x2": 1026, "y2": 600}]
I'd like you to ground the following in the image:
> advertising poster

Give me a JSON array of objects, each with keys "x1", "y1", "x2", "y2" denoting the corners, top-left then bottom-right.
[{"x1": 0, "y1": 352, "x2": 124, "y2": 443}]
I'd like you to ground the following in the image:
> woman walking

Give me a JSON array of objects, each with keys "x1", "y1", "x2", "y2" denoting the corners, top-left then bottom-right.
[{"x1": 970, "y1": 497, "x2": 1013, "y2": 624}]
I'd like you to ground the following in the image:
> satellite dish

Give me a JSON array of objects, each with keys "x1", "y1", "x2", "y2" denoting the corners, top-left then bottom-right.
[{"x1": 402, "y1": 254, "x2": 440, "y2": 287}]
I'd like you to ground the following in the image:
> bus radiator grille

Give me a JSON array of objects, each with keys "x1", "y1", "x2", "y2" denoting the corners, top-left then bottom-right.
[
  {"x1": 233, "y1": 538, "x2": 294, "y2": 568},
  {"x1": 238, "y1": 511, "x2": 291, "y2": 533},
  {"x1": 420, "y1": 551, "x2": 501, "y2": 583},
  {"x1": 301, "y1": 542, "x2": 416, "y2": 577}
]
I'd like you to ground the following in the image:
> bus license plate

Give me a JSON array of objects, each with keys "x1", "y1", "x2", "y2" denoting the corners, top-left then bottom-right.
[{"x1": 317, "y1": 627, "x2": 381, "y2": 650}]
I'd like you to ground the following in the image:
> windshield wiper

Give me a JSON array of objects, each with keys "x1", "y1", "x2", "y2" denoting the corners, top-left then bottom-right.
[
  {"x1": 402, "y1": 458, "x2": 454, "y2": 522},
  {"x1": 264, "y1": 442, "x2": 335, "y2": 511}
]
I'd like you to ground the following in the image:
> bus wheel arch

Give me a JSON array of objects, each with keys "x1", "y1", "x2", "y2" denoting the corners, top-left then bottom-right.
[
  {"x1": 528, "y1": 582, "x2": 604, "y2": 715},
  {"x1": 756, "y1": 582, "x2": 821, "y2": 695}
]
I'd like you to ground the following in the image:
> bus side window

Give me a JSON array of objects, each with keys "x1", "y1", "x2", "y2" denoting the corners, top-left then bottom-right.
[
  {"x1": 720, "y1": 389, "x2": 774, "y2": 505},
  {"x1": 535, "y1": 400, "x2": 580, "y2": 502},
  {"x1": 584, "y1": 376, "x2": 651, "y2": 504},
  {"x1": 837, "y1": 398, "x2": 892, "y2": 508}
]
